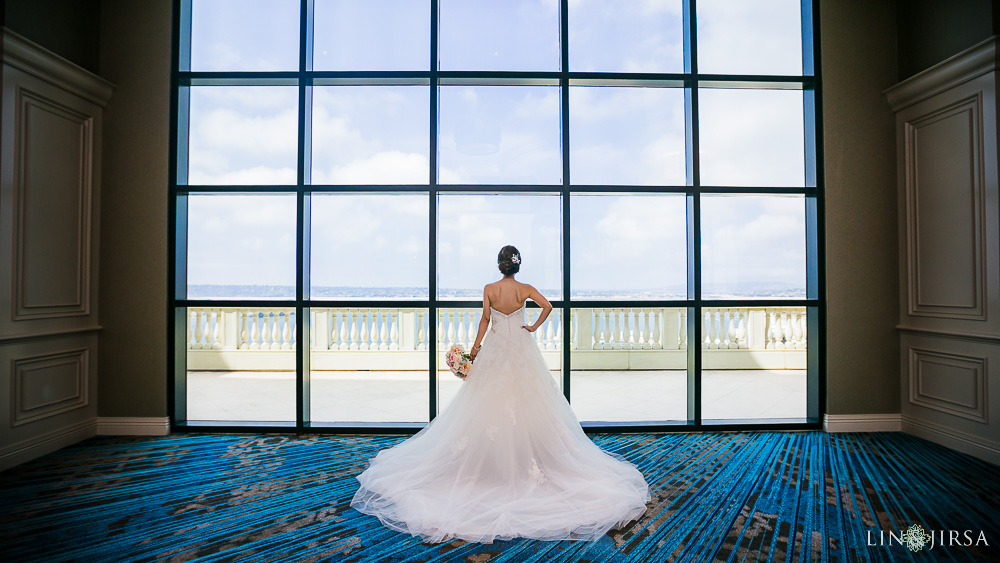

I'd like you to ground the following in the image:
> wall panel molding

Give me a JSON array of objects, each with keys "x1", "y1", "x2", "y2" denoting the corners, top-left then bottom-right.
[
  {"x1": 12, "y1": 348, "x2": 90, "y2": 426},
  {"x1": 2, "y1": 29, "x2": 113, "y2": 107},
  {"x1": 12, "y1": 86, "x2": 93, "y2": 320},
  {"x1": 889, "y1": 36, "x2": 1000, "y2": 465},
  {"x1": 0, "y1": 29, "x2": 111, "y2": 471},
  {"x1": 908, "y1": 346, "x2": 987, "y2": 422},
  {"x1": 903, "y1": 93, "x2": 986, "y2": 320},
  {"x1": 886, "y1": 37, "x2": 996, "y2": 112}
]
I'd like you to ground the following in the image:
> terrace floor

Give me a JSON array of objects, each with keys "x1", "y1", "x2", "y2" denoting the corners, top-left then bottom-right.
[{"x1": 187, "y1": 369, "x2": 807, "y2": 423}]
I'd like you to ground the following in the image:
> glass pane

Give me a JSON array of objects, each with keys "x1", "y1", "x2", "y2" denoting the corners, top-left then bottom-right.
[
  {"x1": 701, "y1": 195, "x2": 805, "y2": 299},
  {"x1": 701, "y1": 307, "x2": 808, "y2": 421},
  {"x1": 437, "y1": 193, "x2": 561, "y2": 299},
  {"x1": 696, "y1": 0, "x2": 803, "y2": 76},
  {"x1": 570, "y1": 307, "x2": 687, "y2": 423},
  {"x1": 313, "y1": 0, "x2": 429, "y2": 71},
  {"x1": 439, "y1": 0, "x2": 559, "y2": 71},
  {"x1": 698, "y1": 88, "x2": 804, "y2": 187},
  {"x1": 311, "y1": 194, "x2": 428, "y2": 298},
  {"x1": 570, "y1": 87, "x2": 686, "y2": 186},
  {"x1": 187, "y1": 194, "x2": 297, "y2": 299},
  {"x1": 438, "y1": 86, "x2": 561, "y2": 185},
  {"x1": 311, "y1": 86, "x2": 429, "y2": 185},
  {"x1": 190, "y1": 0, "x2": 300, "y2": 71},
  {"x1": 188, "y1": 86, "x2": 298, "y2": 185},
  {"x1": 570, "y1": 194, "x2": 686, "y2": 299},
  {"x1": 186, "y1": 306, "x2": 296, "y2": 423},
  {"x1": 438, "y1": 306, "x2": 563, "y2": 413},
  {"x1": 568, "y1": 0, "x2": 683, "y2": 73},
  {"x1": 310, "y1": 308, "x2": 430, "y2": 423}
]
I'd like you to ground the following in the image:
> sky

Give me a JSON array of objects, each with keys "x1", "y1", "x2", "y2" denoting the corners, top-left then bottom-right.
[{"x1": 185, "y1": 0, "x2": 809, "y2": 300}]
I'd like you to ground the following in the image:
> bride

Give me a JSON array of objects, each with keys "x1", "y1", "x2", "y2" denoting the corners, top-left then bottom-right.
[{"x1": 351, "y1": 245, "x2": 650, "y2": 544}]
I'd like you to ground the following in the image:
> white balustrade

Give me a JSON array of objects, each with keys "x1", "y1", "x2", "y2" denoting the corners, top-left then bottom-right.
[{"x1": 187, "y1": 306, "x2": 806, "y2": 371}]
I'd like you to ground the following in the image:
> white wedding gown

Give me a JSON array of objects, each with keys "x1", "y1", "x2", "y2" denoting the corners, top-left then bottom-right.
[{"x1": 350, "y1": 303, "x2": 650, "y2": 544}]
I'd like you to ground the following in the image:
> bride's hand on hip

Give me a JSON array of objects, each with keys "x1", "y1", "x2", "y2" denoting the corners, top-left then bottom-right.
[{"x1": 521, "y1": 325, "x2": 535, "y2": 332}]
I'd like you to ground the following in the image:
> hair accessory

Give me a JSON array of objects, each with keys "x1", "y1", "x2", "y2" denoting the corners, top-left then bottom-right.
[{"x1": 511, "y1": 253, "x2": 521, "y2": 264}]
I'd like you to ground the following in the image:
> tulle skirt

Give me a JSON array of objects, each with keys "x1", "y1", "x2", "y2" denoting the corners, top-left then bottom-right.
[{"x1": 350, "y1": 321, "x2": 650, "y2": 544}]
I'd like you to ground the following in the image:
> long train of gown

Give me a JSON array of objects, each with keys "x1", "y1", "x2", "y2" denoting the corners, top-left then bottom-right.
[{"x1": 350, "y1": 304, "x2": 650, "y2": 543}]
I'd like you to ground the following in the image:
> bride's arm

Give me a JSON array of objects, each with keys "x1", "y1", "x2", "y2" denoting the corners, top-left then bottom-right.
[
  {"x1": 521, "y1": 285, "x2": 553, "y2": 332},
  {"x1": 470, "y1": 288, "x2": 491, "y2": 359}
]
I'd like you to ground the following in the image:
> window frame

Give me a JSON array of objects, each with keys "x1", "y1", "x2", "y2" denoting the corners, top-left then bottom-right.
[{"x1": 168, "y1": 0, "x2": 825, "y2": 433}]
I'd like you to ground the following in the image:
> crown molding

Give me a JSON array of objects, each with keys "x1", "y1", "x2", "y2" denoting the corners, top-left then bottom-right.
[
  {"x1": 2, "y1": 27, "x2": 114, "y2": 107},
  {"x1": 885, "y1": 36, "x2": 997, "y2": 112}
]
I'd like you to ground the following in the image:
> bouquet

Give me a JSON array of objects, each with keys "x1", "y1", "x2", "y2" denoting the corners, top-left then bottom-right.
[{"x1": 446, "y1": 343, "x2": 474, "y2": 380}]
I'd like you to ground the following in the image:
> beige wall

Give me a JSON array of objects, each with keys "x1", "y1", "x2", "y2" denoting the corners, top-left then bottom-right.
[
  {"x1": 88, "y1": 0, "x2": 904, "y2": 420},
  {"x1": 820, "y1": 0, "x2": 901, "y2": 415},
  {"x1": 97, "y1": 0, "x2": 171, "y2": 416}
]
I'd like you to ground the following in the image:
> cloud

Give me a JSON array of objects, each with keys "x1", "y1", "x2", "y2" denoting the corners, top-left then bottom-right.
[
  {"x1": 696, "y1": 0, "x2": 802, "y2": 75},
  {"x1": 699, "y1": 89, "x2": 804, "y2": 187}
]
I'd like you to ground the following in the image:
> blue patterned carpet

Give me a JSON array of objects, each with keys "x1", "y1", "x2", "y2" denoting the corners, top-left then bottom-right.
[{"x1": 1, "y1": 431, "x2": 998, "y2": 562}]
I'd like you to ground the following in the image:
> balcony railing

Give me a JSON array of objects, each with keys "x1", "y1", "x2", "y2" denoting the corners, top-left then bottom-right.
[{"x1": 186, "y1": 307, "x2": 807, "y2": 371}]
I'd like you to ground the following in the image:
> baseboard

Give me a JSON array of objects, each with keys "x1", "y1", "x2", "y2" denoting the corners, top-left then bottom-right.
[
  {"x1": 823, "y1": 413, "x2": 902, "y2": 432},
  {"x1": 96, "y1": 417, "x2": 171, "y2": 436},
  {"x1": 0, "y1": 418, "x2": 97, "y2": 472},
  {"x1": 902, "y1": 415, "x2": 1000, "y2": 466}
]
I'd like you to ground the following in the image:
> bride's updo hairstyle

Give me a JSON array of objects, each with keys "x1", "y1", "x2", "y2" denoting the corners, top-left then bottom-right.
[{"x1": 498, "y1": 245, "x2": 521, "y2": 276}]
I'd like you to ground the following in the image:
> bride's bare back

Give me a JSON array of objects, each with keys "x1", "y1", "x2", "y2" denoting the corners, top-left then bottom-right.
[
  {"x1": 484, "y1": 278, "x2": 533, "y2": 315},
  {"x1": 471, "y1": 275, "x2": 553, "y2": 356}
]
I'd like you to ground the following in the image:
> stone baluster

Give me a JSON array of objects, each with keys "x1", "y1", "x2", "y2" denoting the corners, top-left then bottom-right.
[
  {"x1": 417, "y1": 311, "x2": 426, "y2": 351},
  {"x1": 620, "y1": 309, "x2": 631, "y2": 350},
  {"x1": 212, "y1": 310, "x2": 222, "y2": 350},
  {"x1": 676, "y1": 309, "x2": 684, "y2": 350},
  {"x1": 799, "y1": 310, "x2": 808, "y2": 347},
  {"x1": 239, "y1": 311, "x2": 249, "y2": 350},
  {"x1": 282, "y1": 312, "x2": 293, "y2": 350},
  {"x1": 725, "y1": 310, "x2": 735, "y2": 349},
  {"x1": 261, "y1": 312, "x2": 273, "y2": 350},
  {"x1": 376, "y1": 309, "x2": 387, "y2": 350},
  {"x1": 457, "y1": 309, "x2": 468, "y2": 349},
  {"x1": 347, "y1": 310, "x2": 358, "y2": 350},
  {"x1": 328, "y1": 311, "x2": 338, "y2": 350},
  {"x1": 703, "y1": 310, "x2": 713, "y2": 350},
  {"x1": 545, "y1": 312, "x2": 556, "y2": 350},
  {"x1": 651, "y1": 309, "x2": 662, "y2": 350},
  {"x1": 335, "y1": 312, "x2": 347, "y2": 350},
  {"x1": 639, "y1": 308, "x2": 650, "y2": 350},
  {"x1": 194, "y1": 310, "x2": 206, "y2": 350},
  {"x1": 781, "y1": 311, "x2": 793, "y2": 350},
  {"x1": 590, "y1": 309, "x2": 598, "y2": 349},
  {"x1": 437, "y1": 309, "x2": 446, "y2": 349},
  {"x1": 671, "y1": 309, "x2": 687, "y2": 350},
  {"x1": 389, "y1": 310, "x2": 399, "y2": 350},
  {"x1": 447, "y1": 309, "x2": 457, "y2": 348},
  {"x1": 604, "y1": 310, "x2": 614, "y2": 349},
  {"x1": 570, "y1": 310, "x2": 578, "y2": 350},
  {"x1": 553, "y1": 310, "x2": 561, "y2": 350},
  {"x1": 247, "y1": 312, "x2": 259, "y2": 350},
  {"x1": 358, "y1": 309, "x2": 370, "y2": 350},
  {"x1": 736, "y1": 310, "x2": 748, "y2": 349},
  {"x1": 767, "y1": 310, "x2": 780, "y2": 349}
]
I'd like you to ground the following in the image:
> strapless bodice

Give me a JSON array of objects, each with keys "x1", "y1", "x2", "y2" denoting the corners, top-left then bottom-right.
[{"x1": 488, "y1": 303, "x2": 526, "y2": 342}]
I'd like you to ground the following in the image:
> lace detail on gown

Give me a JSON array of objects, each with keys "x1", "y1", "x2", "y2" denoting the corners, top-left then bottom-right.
[{"x1": 350, "y1": 302, "x2": 650, "y2": 544}]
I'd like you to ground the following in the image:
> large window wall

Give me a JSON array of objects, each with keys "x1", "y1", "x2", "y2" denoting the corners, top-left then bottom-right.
[{"x1": 170, "y1": 0, "x2": 823, "y2": 431}]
